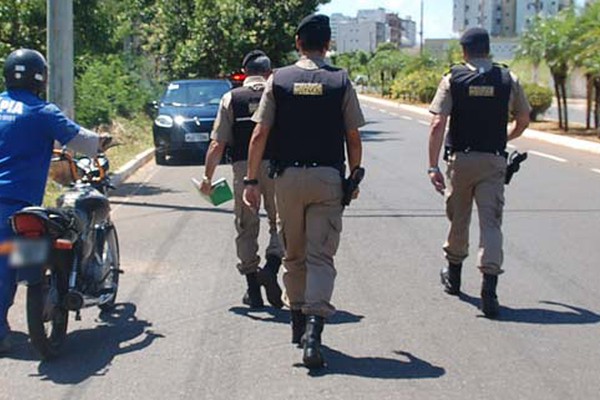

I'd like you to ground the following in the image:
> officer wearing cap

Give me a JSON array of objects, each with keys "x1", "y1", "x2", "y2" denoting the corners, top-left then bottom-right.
[
  {"x1": 200, "y1": 50, "x2": 284, "y2": 310},
  {"x1": 243, "y1": 14, "x2": 365, "y2": 369},
  {"x1": 428, "y1": 28, "x2": 531, "y2": 318}
]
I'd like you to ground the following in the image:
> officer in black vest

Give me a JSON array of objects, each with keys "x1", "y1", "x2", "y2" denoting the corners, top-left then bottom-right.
[
  {"x1": 428, "y1": 28, "x2": 531, "y2": 318},
  {"x1": 201, "y1": 50, "x2": 284, "y2": 310},
  {"x1": 243, "y1": 14, "x2": 365, "y2": 369}
]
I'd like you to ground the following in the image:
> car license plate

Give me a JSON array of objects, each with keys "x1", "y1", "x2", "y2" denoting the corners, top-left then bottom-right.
[
  {"x1": 185, "y1": 133, "x2": 209, "y2": 142},
  {"x1": 9, "y1": 239, "x2": 50, "y2": 268}
]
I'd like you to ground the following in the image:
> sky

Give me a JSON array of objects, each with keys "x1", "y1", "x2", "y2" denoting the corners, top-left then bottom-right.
[{"x1": 318, "y1": 0, "x2": 587, "y2": 40}]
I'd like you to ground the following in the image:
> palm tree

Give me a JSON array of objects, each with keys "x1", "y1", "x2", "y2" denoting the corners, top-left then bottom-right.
[
  {"x1": 519, "y1": 9, "x2": 578, "y2": 131},
  {"x1": 574, "y1": 1, "x2": 600, "y2": 132}
]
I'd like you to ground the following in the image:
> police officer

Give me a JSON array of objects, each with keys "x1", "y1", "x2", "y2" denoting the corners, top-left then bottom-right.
[
  {"x1": 0, "y1": 49, "x2": 111, "y2": 354},
  {"x1": 243, "y1": 14, "x2": 365, "y2": 368},
  {"x1": 200, "y1": 50, "x2": 284, "y2": 309},
  {"x1": 428, "y1": 28, "x2": 531, "y2": 318}
]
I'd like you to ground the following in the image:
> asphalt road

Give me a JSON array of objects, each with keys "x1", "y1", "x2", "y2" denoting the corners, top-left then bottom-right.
[{"x1": 2, "y1": 102, "x2": 600, "y2": 400}]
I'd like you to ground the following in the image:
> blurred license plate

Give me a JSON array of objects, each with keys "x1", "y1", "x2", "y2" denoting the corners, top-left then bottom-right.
[
  {"x1": 9, "y1": 239, "x2": 49, "y2": 268},
  {"x1": 185, "y1": 133, "x2": 209, "y2": 142}
]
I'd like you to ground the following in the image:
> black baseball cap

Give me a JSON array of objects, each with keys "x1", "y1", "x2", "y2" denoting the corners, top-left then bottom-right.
[
  {"x1": 296, "y1": 14, "x2": 331, "y2": 37},
  {"x1": 242, "y1": 50, "x2": 266, "y2": 69},
  {"x1": 460, "y1": 27, "x2": 490, "y2": 50}
]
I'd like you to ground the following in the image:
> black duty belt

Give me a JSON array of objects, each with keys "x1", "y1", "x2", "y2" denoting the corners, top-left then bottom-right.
[
  {"x1": 269, "y1": 160, "x2": 345, "y2": 178},
  {"x1": 445, "y1": 147, "x2": 508, "y2": 160}
]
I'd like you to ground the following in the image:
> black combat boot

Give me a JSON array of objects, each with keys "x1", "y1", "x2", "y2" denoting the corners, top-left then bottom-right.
[
  {"x1": 291, "y1": 310, "x2": 306, "y2": 346},
  {"x1": 258, "y1": 255, "x2": 283, "y2": 309},
  {"x1": 242, "y1": 272, "x2": 264, "y2": 309},
  {"x1": 440, "y1": 262, "x2": 462, "y2": 295},
  {"x1": 481, "y1": 274, "x2": 500, "y2": 318},
  {"x1": 303, "y1": 315, "x2": 325, "y2": 369}
]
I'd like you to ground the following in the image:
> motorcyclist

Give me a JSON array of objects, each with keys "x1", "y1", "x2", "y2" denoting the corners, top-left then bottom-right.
[{"x1": 0, "y1": 48, "x2": 111, "y2": 355}]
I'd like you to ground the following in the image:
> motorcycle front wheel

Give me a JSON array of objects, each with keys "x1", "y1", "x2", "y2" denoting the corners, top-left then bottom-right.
[
  {"x1": 98, "y1": 225, "x2": 120, "y2": 312},
  {"x1": 26, "y1": 269, "x2": 69, "y2": 360}
]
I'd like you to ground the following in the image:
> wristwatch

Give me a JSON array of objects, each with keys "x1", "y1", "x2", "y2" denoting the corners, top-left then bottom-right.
[
  {"x1": 243, "y1": 177, "x2": 259, "y2": 186},
  {"x1": 427, "y1": 166, "x2": 440, "y2": 174},
  {"x1": 202, "y1": 175, "x2": 211, "y2": 183}
]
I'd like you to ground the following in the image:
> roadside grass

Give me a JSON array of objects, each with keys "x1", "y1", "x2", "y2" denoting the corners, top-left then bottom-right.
[{"x1": 43, "y1": 113, "x2": 153, "y2": 207}]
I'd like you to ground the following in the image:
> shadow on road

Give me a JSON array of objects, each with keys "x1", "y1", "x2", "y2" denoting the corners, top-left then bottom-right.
[
  {"x1": 111, "y1": 182, "x2": 179, "y2": 198},
  {"x1": 360, "y1": 130, "x2": 404, "y2": 143},
  {"x1": 110, "y1": 200, "x2": 234, "y2": 215},
  {"x1": 228, "y1": 307, "x2": 364, "y2": 325},
  {"x1": 459, "y1": 293, "x2": 600, "y2": 324},
  {"x1": 32, "y1": 303, "x2": 163, "y2": 384},
  {"x1": 297, "y1": 348, "x2": 445, "y2": 380}
]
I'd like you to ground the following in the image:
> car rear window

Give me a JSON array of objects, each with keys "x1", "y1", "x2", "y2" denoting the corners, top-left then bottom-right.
[{"x1": 163, "y1": 81, "x2": 231, "y2": 106}]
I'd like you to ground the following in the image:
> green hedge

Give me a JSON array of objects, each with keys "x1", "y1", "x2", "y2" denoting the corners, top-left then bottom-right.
[
  {"x1": 75, "y1": 55, "x2": 155, "y2": 127},
  {"x1": 522, "y1": 83, "x2": 553, "y2": 121},
  {"x1": 391, "y1": 70, "x2": 441, "y2": 104}
]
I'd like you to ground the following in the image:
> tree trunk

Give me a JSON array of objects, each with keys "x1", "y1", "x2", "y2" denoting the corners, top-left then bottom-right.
[
  {"x1": 554, "y1": 79, "x2": 564, "y2": 130},
  {"x1": 380, "y1": 71, "x2": 385, "y2": 97},
  {"x1": 561, "y1": 81, "x2": 569, "y2": 132},
  {"x1": 594, "y1": 78, "x2": 600, "y2": 134},
  {"x1": 586, "y1": 74, "x2": 593, "y2": 130}
]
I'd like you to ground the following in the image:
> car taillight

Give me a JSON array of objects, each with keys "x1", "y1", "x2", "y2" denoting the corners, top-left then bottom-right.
[
  {"x1": 231, "y1": 73, "x2": 246, "y2": 82},
  {"x1": 12, "y1": 214, "x2": 47, "y2": 238}
]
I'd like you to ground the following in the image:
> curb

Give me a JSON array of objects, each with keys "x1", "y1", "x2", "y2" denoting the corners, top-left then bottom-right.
[
  {"x1": 111, "y1": 148, "x2": 155, "y2": 187},
  {"x1": 358, "y1": 94, "x2": 600, "y2": 155}
]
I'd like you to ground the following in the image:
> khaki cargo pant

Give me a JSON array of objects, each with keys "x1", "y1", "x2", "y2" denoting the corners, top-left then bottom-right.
[
  {"x1": 444, "y1": 152, "x2": 506, "y2": 275},
  {"x1": 232, "y1": 160, "x2": 283, "y2": 275},
  {"x1": 275, "y1": 167, "x2": 344, "y2": 318}
]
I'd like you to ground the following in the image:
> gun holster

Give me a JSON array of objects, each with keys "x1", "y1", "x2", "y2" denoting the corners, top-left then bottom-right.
[
  {"x1": 342, "y1": 167, "x2": 366, "y2": 207},
  {"x1": 505, "y1": 151, "x2": 528, "y2": 185},
  {"x1": 268, "y1": 160, "x2": 285, "y2": 179}
]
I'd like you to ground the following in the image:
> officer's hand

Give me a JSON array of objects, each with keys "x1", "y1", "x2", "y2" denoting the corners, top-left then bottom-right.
[
  {"x1": 243, "y1": 185, "x2": 261, "y2": 213},
  {"x1": 352, "y1": 187, "x2": 360, "y2": 200},
  {"x1": 199, "y1": 178, "x2": 212, "y2": 196},
  {"x1": 429, "y1": 171, "x2": 446, "y2": 195}
]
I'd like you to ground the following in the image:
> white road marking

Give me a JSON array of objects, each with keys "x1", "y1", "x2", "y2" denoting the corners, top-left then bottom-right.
[
  {"x1": 506, "y1": 144, "x2": 516, "y2": 149},
  {"x1": 401, "y1": 116, "x2": 413, "y2": 121},
  {"x1": 528, "y1": 150, "x2": 567, "y2": 163},
  {"x1": 378, "y1": 108, "x2": 387, "y2": 113},
  {"x1": 417, "y1": 120, "x2": 429, "y2": 126},
  {"x1": 591, "y1": 168, "x2": 600, "y2": 175}
]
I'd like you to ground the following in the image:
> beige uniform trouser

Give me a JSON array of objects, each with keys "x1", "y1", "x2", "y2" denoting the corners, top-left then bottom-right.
[
  {"x1": 232, "y1": 160, "x2": 283, "y2": 275},
  {"x1": 444, "y1": 152, "x2": 506, "y2": 275},
  {"x1": 275, "y1": 167, "x2": 343, "y2": 318}
]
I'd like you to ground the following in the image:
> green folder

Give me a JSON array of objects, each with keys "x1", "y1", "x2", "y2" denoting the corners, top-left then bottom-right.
[{"x1": 191, "y1": 177, "x2": 233, "y2": 206}]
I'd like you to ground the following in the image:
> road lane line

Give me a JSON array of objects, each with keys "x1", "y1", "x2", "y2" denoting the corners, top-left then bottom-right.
[
  {"x1": 591, "y1": 168, "x2": 600, "y2": 175},
  {"x1": 528, "y1": 150, "x2": 567, "y2": 163},
  {"x1": 506, "y1": 144, "x2": 516, "y2": 149},
  {"x1": 401, "y1": 116, "x2": 413, "y2": 121},
  {"x1": 417, "y1": 120, "x2": 429, "y2": 126}
]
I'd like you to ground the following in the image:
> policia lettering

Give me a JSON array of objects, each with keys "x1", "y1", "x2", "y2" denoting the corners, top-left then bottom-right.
[
  {"x1": 244, "y1": 14, "x2": 365, "y2": 369},
  {"x1": 428, "y1": 27, "x2": 531, "y2": 319}
]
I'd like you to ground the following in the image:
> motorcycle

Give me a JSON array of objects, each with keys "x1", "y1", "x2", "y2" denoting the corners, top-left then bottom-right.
[{"x1": 6, "y1": 148, "x2": 121, "y2": 360}]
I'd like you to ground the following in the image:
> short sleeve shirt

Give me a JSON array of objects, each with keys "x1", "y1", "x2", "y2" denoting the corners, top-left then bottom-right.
[
  {"x1": 211, "y1": 76, "x2": 267, "y2": 144},
  {"x1": 0, "y1": 89, "x2": 80, "y2": 205},
  {"x1": 429, "y1": 59, "x2": 531, "y2": 117},
  {"x1": 252, "y1": 56, "x2": 366, "y2": 131}
]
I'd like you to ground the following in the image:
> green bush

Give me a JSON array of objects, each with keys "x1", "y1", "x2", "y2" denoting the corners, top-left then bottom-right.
[
  {"x1": 522, "y1": 83, "x2": 553, "y2": 121},
  {"x1": 75, "y1": 55, "x2": 155, "y2": 127},
  {"x1": 391, "y1": 70, "x2": 442, "y2": 104}
]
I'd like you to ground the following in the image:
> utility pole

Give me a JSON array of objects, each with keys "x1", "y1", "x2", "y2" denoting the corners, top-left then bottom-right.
[
  {"x1": 47, "y1": 0, "x2": 74, "y2": 118},
  {"x1": 419, "y1": 0, "x2": 424, "y2": 54}
]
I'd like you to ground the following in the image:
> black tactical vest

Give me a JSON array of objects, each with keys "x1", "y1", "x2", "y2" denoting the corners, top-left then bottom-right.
[
  {"x1": 230, "y1": 84, "x2": 272, "y2": 162},
  {"x1": 271, "y1": 64, "x2": 347, "y2": 165},
  {"x1": 447, "y1": 64, "x2": 512, "y2": 153}
]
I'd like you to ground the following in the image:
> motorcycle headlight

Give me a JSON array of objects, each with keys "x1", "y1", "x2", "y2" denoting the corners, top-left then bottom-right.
[{"x1": 154, "y1": 115, "x2": 174, "y2": 128}]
